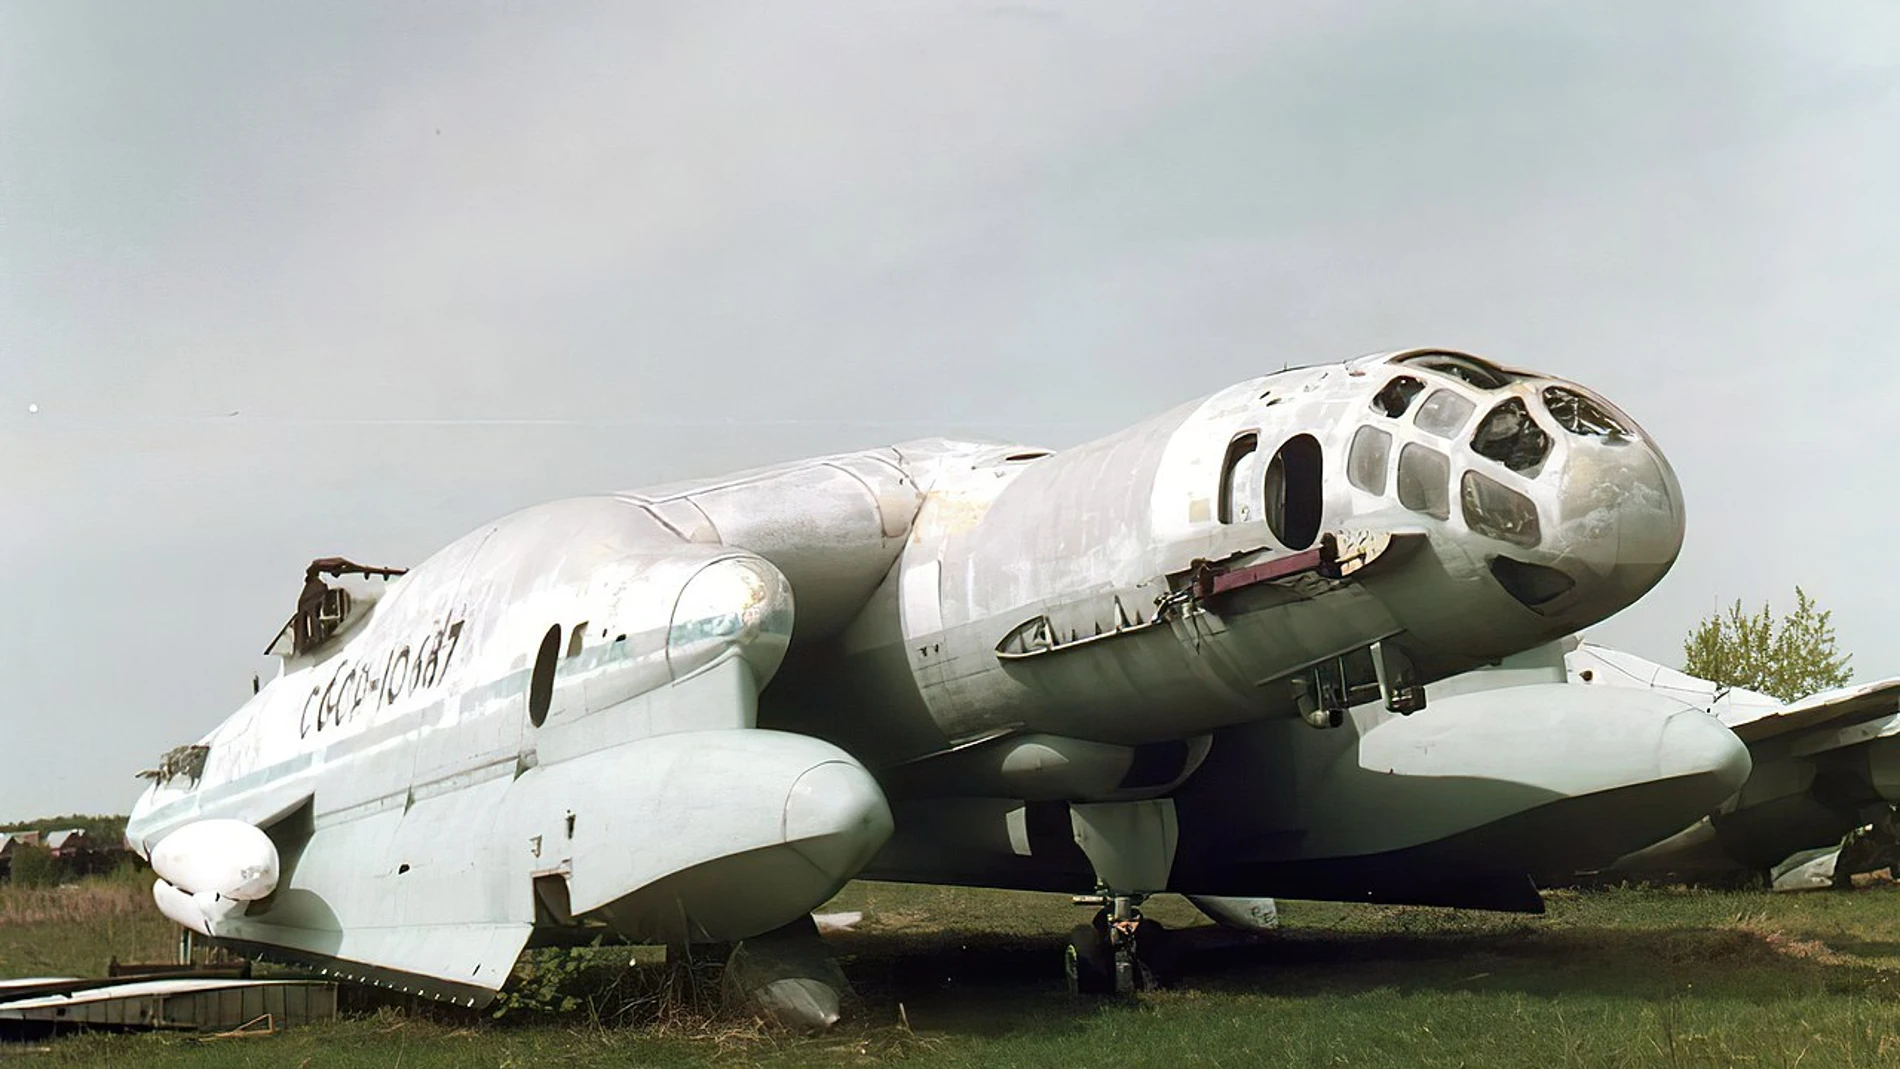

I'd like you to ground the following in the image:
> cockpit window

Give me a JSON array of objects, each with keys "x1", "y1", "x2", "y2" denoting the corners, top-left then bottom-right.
[
  {"x1": 1347, "y1": 425, "x2": 1391, "y2": 495},
  {"x1": 1543, "y1": 386, "x2": 1631, "y2": 437},
  {"x1": 1395, "y1": 352, "x2": 1516, "y2": 390},
  {"x1": 1414, "y1": 389, "x2": 1475, "y2": 438},
  {"x1": 1460, "y1": 471, "x2": 1541, "y2": 547},
  {"x1": 1396, "y1": 443, "x2": 1450, "y2": 520},
  {"x1": 1470, "y1": 398, "x2": 1552, "y2": 472},
  {"x1": 1371, "y1": 376, "x2": 1425, "y2": 418}
]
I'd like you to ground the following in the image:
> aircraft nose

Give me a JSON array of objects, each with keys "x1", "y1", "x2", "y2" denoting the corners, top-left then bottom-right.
[
  {"x1": 1541, "y1": 427, "x2": 1685, "y2": 617},
  {"x1": 783, "y1": 760, "x2": 894, "y2": 880},
  {"x1": 1657, "y1": 709, "x2": 1751, "y2": 794}
]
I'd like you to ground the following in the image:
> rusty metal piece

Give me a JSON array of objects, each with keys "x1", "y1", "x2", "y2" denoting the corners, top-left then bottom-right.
[
  {"x1": 265, "y1": 558, "x2": 408, "y2": 656},
  {"x1": 136, "y1": 745, "x2": 210, "y2": 785},
  {"x1": 1191, "y1": 545, "x2": 1331, "y2": 602},
  {"x1": 303, "y1": 557, "x2": 407, "y2": 581}
]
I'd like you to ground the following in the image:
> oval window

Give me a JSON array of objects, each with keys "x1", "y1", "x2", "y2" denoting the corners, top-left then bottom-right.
[
  {"x1": 1264, "y1": 434, "x2": 1324, "y2": 550},
  {"x1": 527, "y1": 624, "x2": 561, "y2": 727}
]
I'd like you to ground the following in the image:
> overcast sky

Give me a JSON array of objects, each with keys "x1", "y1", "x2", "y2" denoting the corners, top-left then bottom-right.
[{"x1": 3, "y1": 1, "x2": 1896, "y2": 820}]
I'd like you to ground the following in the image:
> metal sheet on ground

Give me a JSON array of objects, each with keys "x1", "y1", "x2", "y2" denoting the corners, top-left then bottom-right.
[{"x1": 0, "y1": 977, "x2": 337, "y2": 1035}]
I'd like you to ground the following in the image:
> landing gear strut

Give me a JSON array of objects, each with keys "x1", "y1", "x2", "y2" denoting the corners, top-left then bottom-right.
[
  {"x1": 1064, "y1": 893, "x2": 1174, "y2": 995},
  {"x1": 1061, "y1": 798, "x2": 1182, "y2": 996}
]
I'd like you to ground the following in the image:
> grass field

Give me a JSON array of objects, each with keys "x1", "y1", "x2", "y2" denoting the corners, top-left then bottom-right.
[
  {"x1": 0, "y1": 865, "x2": 173, "y2": 982},
  {"x1": 6, "y1": 874, "x2": 1900, "y2": 1067}
]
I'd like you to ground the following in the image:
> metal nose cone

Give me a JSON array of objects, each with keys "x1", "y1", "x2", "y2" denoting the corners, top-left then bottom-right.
[
  {"x1": 1552, "y1": 435, "x2": 1685, "y2": 610},
  {"x1": 783, "y1": 760, "x2": 894, "y2": 880},
  {"x1": 1657, "y1": 709, "x2": 1752, "y2": 795},
  {"x1": 1609, "y1": 441, "x2": 1684, "y2": 593}
]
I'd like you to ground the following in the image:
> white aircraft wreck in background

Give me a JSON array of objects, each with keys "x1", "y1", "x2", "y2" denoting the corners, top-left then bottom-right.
[
  {"x1": 1562, "y1": 643, "x2": 1900, "y2": 887},
  {"x1": 1328, "y1": 639, "x2": 1900, "y2": 892},
  {"x1": 125, "y1": 349, "x2": 1747, "y2": 1027}
]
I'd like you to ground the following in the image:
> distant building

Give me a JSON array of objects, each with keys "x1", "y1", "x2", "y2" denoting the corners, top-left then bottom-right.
[
  {"x1": 0, "y1": 830, "x2": 43, "y2": 852},
  {"x1": 44, "y1": 829, "x2": 88, "y2": 858},
  {"x1": 0, "y1": 831, "x2": 43, "y2": 881},
  {"x1": 1, "y1": 828, "x2": 126, "y2": 882}
]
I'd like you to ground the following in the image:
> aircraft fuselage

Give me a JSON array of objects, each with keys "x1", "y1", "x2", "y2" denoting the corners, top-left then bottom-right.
[{"x1": 128, "y1": 349, "x2": 1728, "y2": 1004}]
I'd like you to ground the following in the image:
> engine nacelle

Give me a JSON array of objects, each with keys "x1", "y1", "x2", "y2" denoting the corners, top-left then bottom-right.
[{"x1": 149, "y1": 818, "x2": 279, "y2": 901}]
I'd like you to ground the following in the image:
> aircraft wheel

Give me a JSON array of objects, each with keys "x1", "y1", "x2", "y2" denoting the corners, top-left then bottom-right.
[
  {"x1": 1131, "y1": 917, "x2": 1177, "y2": 989},
  {"x1": 1064, "y1": 923, "x2": 1115, "y2": 995}
]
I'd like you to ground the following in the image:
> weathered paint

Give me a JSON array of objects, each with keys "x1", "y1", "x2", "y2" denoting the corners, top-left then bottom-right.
[{"x1": 127, "y1": 349, "x2": 1710, "y2": 1004}]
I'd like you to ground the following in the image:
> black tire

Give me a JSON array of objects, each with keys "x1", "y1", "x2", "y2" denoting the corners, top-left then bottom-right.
[
  {"x1": 1065, "y1": 923, "x2": 1114, "y2": 995},
  {"x1": 1132, "y1": 917, "x2": 1177, "y2": 989}
]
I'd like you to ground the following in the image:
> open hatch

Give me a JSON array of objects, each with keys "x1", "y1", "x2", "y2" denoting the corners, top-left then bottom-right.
[{"x1": 264, "y1": 557, "x2": 407, "y2": 657}]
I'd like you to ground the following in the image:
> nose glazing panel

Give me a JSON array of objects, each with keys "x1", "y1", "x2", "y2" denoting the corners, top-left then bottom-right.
[
  {"x1": 1371, "y1": 376, "x2": 1426, "y2": 418},
  {"x1": 1460, "y1": 471, "x2": 1541, "y2": 548},
  {"x1": 1470, "y1": 398, "x2": 1551, "y2": 473},
  {"x1": 1347, "y1": 425, "x2": 1392, "y2": 495},
  {"x1": 1544, "y1": 386, "x2": 1632, "y2": 438},
  {"x1": 1415, "y1": 389, "x2": 1476, "y2": 438},
  {"x1": 1396, "y1": 444, "x2": 1451, "y2": 520}
]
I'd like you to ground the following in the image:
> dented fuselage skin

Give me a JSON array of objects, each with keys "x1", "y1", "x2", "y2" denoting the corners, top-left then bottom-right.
[{"x1": 128, "y1": 348, "x2": 1719, "y2": 1005}]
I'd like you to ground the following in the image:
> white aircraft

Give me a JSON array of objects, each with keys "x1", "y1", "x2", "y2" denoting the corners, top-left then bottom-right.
[
  {"x1": 1563, "y1": 642, "x2": 1900, "y2": 886},
  {"x1": 125, "y1": 349, "x2": 1747, "y2": 1026}
]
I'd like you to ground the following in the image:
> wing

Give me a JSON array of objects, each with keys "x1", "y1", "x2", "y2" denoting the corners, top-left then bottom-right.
[
  {"x1": 1724, "y1": 676, "x2": 1900, "y2": 749},
  {"x1": 1567, "y1": 642, "x2": 1900, "y2": 753}
]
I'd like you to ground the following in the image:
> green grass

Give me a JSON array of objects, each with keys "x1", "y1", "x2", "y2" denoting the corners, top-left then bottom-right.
[
  {"x1": 0, "y1": 864, "x2": 173, "y2": 980},
  {"x1": 9, "y1": 877, "x2": 1900, "y2": 1067}
]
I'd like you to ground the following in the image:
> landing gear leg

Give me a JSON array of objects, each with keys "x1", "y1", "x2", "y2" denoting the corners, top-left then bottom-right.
[
  {"x1": 1064, "y1": 800, "x2": 1180, "y2": 995},
  {"x1": 1066, "y1": 894, "x2": 1175, "y2": 994}
]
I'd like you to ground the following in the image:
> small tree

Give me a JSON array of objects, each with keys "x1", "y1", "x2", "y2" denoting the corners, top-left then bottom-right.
[
  {"x1": 1682, "y1": 586, "x2": 1853, "y2": 702},
  {"x1": 7, "y1": 843, "x2": 57, "y2": 888}
]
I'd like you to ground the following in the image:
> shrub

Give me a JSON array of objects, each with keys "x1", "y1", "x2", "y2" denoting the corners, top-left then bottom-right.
[{"x1": 8, "y1": 844, "x2": 57, "y2": 888}]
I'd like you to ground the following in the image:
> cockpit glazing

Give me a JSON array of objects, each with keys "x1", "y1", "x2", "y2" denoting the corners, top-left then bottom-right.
[
  {"x1": 1460, "y1": 471, "x2": 1541, "y2": 547},
  {"x1": 1470, "y1": 398, "x2": 1552, "y2": 473},
  {"x1": 1393, "y1": 351, "x2": 1518, "y2": 390},
  {"x1": 1415, "y1": 389, "x2": 1477, "y2": 438},
  {"x1": 1543, "y1": 386, "x2": 1632, "y2": 438},
  {"x1": 1371, "y1": 376, "x2": 1426, "y2": 418}
]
